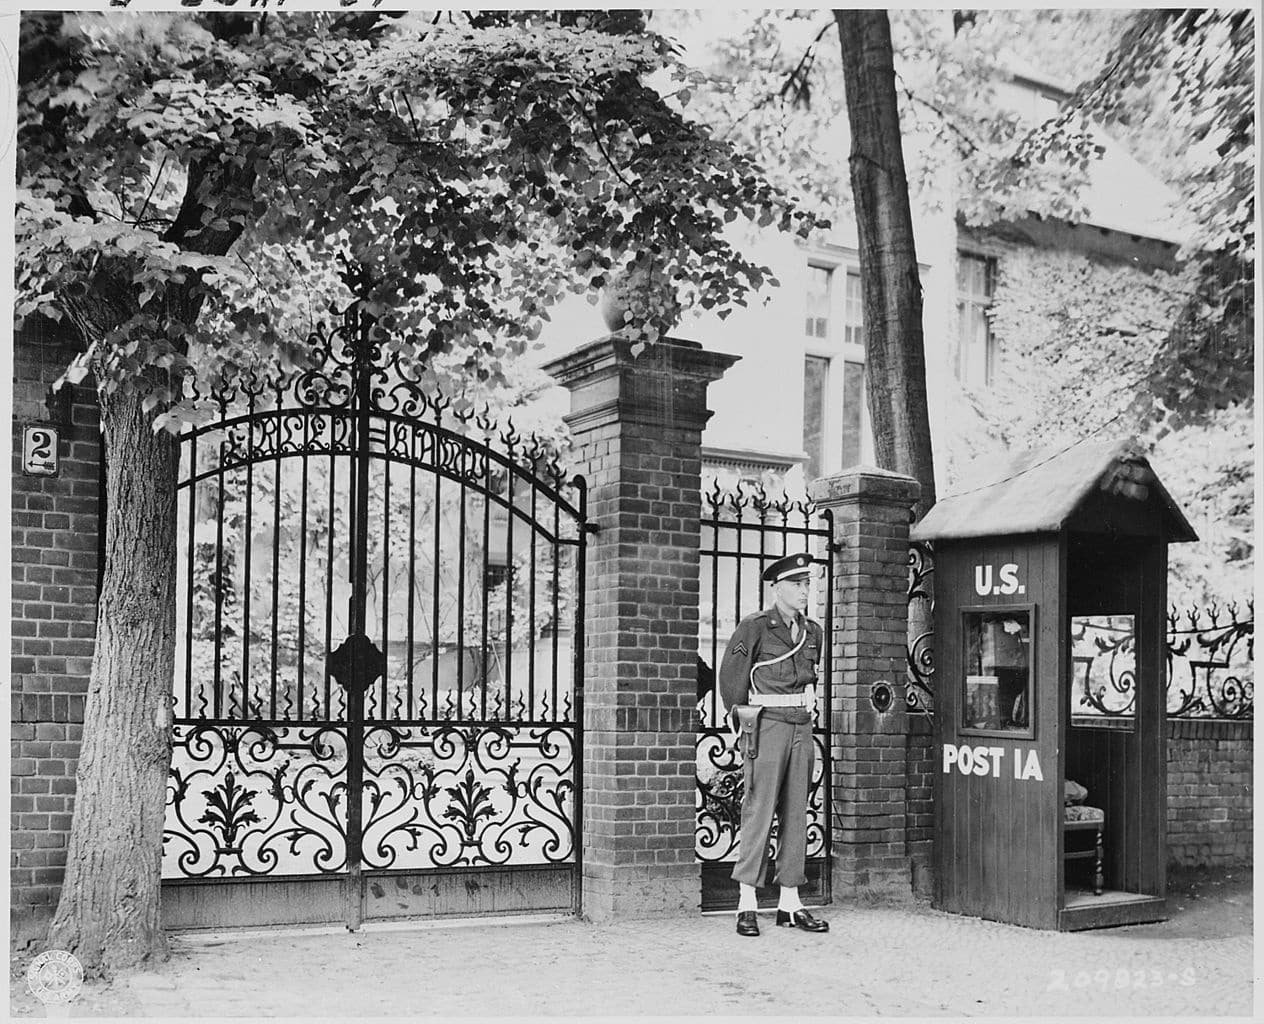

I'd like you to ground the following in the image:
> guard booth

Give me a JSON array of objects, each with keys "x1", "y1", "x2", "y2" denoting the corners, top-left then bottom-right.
[{"x1": 911, "y1": 438, "x2": 1196, "y2": 931}]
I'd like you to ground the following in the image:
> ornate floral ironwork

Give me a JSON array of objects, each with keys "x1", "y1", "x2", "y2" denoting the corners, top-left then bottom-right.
[
  {"x1": 167, "y1": 297, "x2": 589, "y2": 899},
  {"x1": 198, "y1": 771, "x2": 262, "y2": 854},
  {"x1": 906, "y1": 541, "x2": 935, "y2": 713},
  {"x1": 695, "y1": 734, "x2": 743, "y2": 862},
  {"x1": 164, "y1": 724, "x2": 350, "y2": 877},
  {"x1": 444, "y1": 770, "x2": 499, "y2": 844},
  {"x1": 1071, "y1": 616, "x2": 1138, "y2": 716},
  {"x1": 359, "y1": 724, "x2": 576, "y2": 869},
  {"x1": 181, "y1": 300, "x2": 579, "y2": 517},
  {"x1": 1070, "y1": 604, "x2": 1254, "y2": 719},
  {"x1": 1166, "y1": 603, "x2": 1254, "y2": 718},
  {"x1": 901, "y1": 540, "x2": 1250, "y2": 721}
]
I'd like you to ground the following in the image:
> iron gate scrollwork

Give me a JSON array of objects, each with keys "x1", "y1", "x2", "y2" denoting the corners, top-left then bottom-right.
[
  {"x1": 162, "y1": 298, "x2": 589, "y2": 925},
  {"x1": 695, "y1": 482, "x2": 833, "y2": 909},
  {"x1": 904, "y1": 540, "x2": 1253, "y2": 720},
  {"x1": 1071, "y1": 602, "x2": 1254, "y2": 720},
  {"x1": 906, "y1": 540, "x2": 935, "y2": 713}
]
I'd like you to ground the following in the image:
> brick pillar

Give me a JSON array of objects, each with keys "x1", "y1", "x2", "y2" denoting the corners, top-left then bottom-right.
[
  {"x1": 811, "y1": 466, "x2": 920, "y2": 898},
  {"x1": 545, "y1": 335, "x2": 737, "y2": 920},
  {"x1": 10, "y1": 317, "x2": 102, "y2": 946}
]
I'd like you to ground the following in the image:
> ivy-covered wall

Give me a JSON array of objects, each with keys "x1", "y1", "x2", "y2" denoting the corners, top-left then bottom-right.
[{"x1": 949, "y1": 226, "x2": 1252, "y2": 608}]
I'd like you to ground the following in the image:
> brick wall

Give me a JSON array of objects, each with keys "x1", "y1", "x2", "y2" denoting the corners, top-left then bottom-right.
[
  {"x1": 11, "y1": 319, "x2": 101, "y2": 946},
  {"x1": 546, "y1": 335, "x2": 736, "y2": 920},
  {"x1": 812, "y1": 467, "x2": 920, "y2": 897},
  {"x1": 906, "y1": 716, "x2": 934, "y2": 895},
  {"x1": 9, "y1": 315, "x2": 1248, "y2": 944},
  {"x1": 570, "y1": 423, "x2": 706, "y2": 916},
  {"x1": 1166, "y1": 718, "x2": 1253, "y2": 867}
]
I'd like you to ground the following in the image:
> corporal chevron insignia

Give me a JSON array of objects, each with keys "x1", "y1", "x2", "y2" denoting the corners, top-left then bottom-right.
[{"x1": 731, "y1": 640, "x2": 749, "y2": 656}]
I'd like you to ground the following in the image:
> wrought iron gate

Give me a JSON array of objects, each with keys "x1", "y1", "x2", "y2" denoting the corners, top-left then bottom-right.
[
  {"x1": 162, "y1": 300, "x2": 588, "y2": 928},
  {"x1": 695, "y1": 484, "x2": 833, "y2": 910}
]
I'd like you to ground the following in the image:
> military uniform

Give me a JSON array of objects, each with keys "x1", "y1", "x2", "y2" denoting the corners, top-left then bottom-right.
[{"x1": 719, "y1": 567, "x2": 822, "y2": 891}]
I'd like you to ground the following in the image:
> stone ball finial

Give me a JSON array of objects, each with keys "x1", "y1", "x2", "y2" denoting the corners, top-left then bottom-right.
[{"x1": 599, "y1": 265, "x2": 683, "y2": 333}]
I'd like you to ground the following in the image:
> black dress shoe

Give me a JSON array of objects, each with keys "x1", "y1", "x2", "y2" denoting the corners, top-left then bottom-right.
[
  {"x1": 735, "y1": 911, "x2": 760, "y2": 937},
  {"x1": 776, "y1": 908, "x2": 829, "y2": 932}
]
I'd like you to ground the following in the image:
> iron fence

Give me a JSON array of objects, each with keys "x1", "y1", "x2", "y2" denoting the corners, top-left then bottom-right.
[
  {"x1": 695, "y1": 483, "x2": 833, "y2": 892},
  {"x1": 906, "y1": 540, "x2": 935, "y2": 713},
  {"x1": 163, "y1": 299, "x2": 588, "y2": 923},
  {"x1": 906, "y1": 543, "x2": 1254, "y2": 719},
  {"x1": 1072, "y1": 602, "x2": 1254, "y2": 720}
]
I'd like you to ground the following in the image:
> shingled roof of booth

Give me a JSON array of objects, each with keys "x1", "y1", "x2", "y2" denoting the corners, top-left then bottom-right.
[{"x1": 911, "y1": 437, "x2": 1198, "y2": 543}]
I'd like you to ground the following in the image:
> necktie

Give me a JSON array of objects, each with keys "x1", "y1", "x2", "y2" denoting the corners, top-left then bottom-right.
[{"x1": 790, "y1": 618, "x2": 800, "y2": 643}]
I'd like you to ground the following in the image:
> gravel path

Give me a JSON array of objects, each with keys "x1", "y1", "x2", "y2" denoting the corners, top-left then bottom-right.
[{"x1": 10, "y1": 867, "x2": 1252, "y2": 1018}]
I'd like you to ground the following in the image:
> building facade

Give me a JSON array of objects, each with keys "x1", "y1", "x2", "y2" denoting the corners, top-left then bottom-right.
[{"x1": 533, "y1": 67, "x2": 1189, "y2": 501}]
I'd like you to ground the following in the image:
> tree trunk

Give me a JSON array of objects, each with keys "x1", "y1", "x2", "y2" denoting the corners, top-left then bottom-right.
[
  {"x1": 42, "y1": 147, "x2": 252, "y2": 971},
  {"x1": 834, "y1": 9, "x2": 937, "y2": 519},
  {"x1": 47, "y1": 379, "x2": 179, "y2": 976}
]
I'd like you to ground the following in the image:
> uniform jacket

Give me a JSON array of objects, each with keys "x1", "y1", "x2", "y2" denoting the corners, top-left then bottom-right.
[{"x1": 718, "y1": 606, "x2": 823, "y2": 711}]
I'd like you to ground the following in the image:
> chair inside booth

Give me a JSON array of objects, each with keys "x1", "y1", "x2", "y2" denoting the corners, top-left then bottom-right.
[
  {"x1": 1063, "y1": 778, "x2": 1105, "y2": 895},
  {"x1": 1066, "y1": 607, "x2": 1136, "y2": 898},
  {"x1": 1064, "y1": 618, "x2": 1125, "y2": 899},
  {"x1": 1063, "y1": 533, "x2": 1156, "y2": 903}
]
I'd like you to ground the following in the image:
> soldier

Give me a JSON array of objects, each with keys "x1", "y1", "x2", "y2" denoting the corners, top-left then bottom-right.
[{"x1": 719, "y1": 552, "x2": 830, "y2": 937}]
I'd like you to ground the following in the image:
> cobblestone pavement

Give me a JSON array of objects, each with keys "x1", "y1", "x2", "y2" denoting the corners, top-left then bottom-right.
[{"x1": 10, "y1": 867, "x2": 1253, "y2": 1018}]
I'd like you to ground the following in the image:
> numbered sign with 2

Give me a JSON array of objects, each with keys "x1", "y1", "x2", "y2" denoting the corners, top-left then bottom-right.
[{"x1": 22, "y1": 425, "x2": 59, "y2": 477}]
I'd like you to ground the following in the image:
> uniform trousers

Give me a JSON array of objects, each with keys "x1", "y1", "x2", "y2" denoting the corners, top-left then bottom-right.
[{"x1": 731, "y1": 708, "x2": 814, "y2": 888}]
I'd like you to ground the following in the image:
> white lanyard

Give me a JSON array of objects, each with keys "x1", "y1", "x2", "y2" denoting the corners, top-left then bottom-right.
[{"x1": 748, "y1": 625, "x2": 807, "y2": 695}]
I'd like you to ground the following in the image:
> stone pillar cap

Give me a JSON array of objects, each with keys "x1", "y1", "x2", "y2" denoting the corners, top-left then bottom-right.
[
  {"x1": 543, "y1": 334, "x2": 739, "y2": 435},
  {"x1": 543, "y1": 334, "x2": 739, "y2": 390},
  {"x1": 809, "y1": 465, "x2": 921, "y2": 506}
]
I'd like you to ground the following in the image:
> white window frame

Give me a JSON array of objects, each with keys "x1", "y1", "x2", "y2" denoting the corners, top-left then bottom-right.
[
  {"x1": 955, "y1": 250, "x2": 999, "y2": 390},
  {"x1": 802, "y1": 253, "x2": 871, "y2": 478}
]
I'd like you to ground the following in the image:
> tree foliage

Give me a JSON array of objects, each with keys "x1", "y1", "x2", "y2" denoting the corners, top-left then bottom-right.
[
  {"x1": 17, "y1": 9, "x2": 826, "y2": 972},
  {"x1": 979, "y1": 8, "x2": 1255, "y2": 601},
  {"x1": 17, "y1": 10, "x2": 824, "y2": 424},
  {"x1": 663, "y1": 9, "x2": 1104, "y2": 229},
  {"x1": 656, "y1": 9, "x2": 1253, "y2": 604},
  {"x1": 977, "y1": 248, "x2": 1251, "y2": 604},
  {"x1": 984, "y1": 250, "x2": 1193, "y2": 450},
  {"x1": 665, "y1": 8, "x2": 1253, "y2": 436},
  {"x1": 1025, "y1": 8, "x2": 1255, "y2": 432}
]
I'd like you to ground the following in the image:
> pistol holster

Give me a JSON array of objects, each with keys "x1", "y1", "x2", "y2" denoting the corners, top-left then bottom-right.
[{"x1": 730, "y1": 704, "x2": 765, "y2": 761}]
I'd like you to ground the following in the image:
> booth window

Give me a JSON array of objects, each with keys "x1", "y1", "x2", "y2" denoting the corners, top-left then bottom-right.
[
  {"x1": 962, "y1": 608, "x2": 1034, "y2": 735},
  {"x1": 1070, "y1": 614, "x2": 1138, "y2": 731}
]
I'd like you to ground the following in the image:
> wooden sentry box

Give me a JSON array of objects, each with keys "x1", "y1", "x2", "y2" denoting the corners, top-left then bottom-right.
[{"x1": 912, "y1": 438, "x2": 1196, "y2": 931}]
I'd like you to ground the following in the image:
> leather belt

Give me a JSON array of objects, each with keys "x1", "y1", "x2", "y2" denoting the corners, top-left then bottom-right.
[{"x1": 749, "y1": 688, "x2": 815, "y2": 708}]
